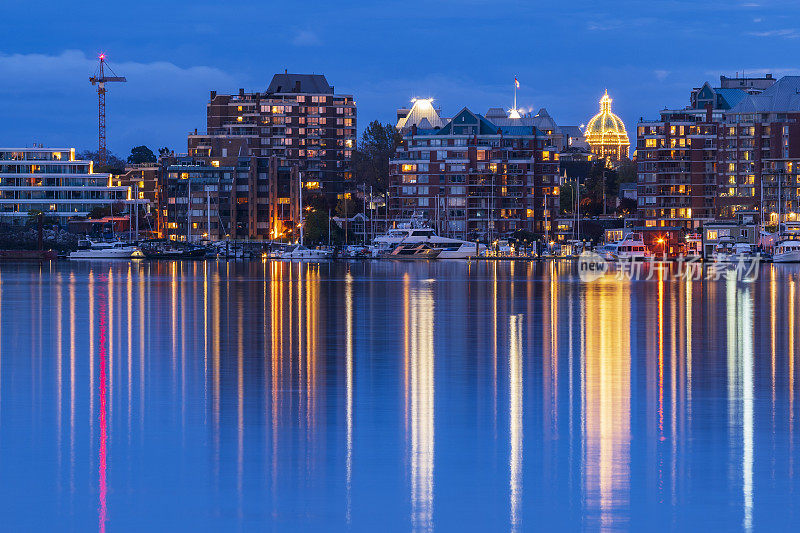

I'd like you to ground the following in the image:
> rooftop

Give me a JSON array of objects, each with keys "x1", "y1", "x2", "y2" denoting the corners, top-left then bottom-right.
[
  {"x1": 729, "y1": 76, "x2": 800, "y2": 114},
  {"x1": 266, "y1": 73, "x2": 334, "y2": 95}
]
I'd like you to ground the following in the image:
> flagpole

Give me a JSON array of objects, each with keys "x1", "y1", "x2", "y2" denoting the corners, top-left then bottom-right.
[{"x1": 513, "y1": 77, "x2": 517, "y2": 113}]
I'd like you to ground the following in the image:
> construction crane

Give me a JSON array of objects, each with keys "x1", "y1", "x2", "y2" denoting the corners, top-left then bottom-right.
[{"x1": 89, "y1": 54, "x2": 126, "y2": 167}]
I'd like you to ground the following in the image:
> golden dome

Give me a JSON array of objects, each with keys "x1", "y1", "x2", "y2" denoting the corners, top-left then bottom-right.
[{"x1": 585, "y1": 91, "x2": 630, "y2": 160}]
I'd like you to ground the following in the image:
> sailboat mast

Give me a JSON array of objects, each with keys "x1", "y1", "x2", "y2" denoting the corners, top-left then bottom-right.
[{"x1": 298, "y1": 171, "x2": 303, "y2": 246}]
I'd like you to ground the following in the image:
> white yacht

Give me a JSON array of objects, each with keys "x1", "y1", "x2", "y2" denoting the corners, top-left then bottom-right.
[
  {"x1": 711, "y1": 239, "x2": 757, "y2": 262},
  {"x1": 372, "y1": 227, "x2": 485, "y2": 259},
  {"x1": 597, "y1": 232, "x2": 653, "y2": 261},
  {"x1": 69, "y1": 240, "x2": 141, "y2": 259},
  {"x1": 280, "y1": 244, "x2": 332, "y2": 260},
  {"x1": 773, "y1": 239, "x2": 800, "y2": 263}
]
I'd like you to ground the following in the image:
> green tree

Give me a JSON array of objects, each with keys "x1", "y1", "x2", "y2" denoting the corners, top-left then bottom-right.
[
  {"x1": 303, "y1": 208, "x2": 343, "y2": 245},
  {"x1": 335, "y1": 197, "x2": 361, "y2": 218},
  {"x1": 352, "y1": 121, "x2": 402, "y2": 192},
  {"x1": 583, "y1": 160, "x2": 619, "y2": 215},
  {"x1": 77, "y1": 150, "x2": 126, "y2": 174},
  {"x1": 26, "y1": 209, "x2": 57, "y2": 226},
  {"x1": 616, "y1": 158, "x2": 637, "y2": 183},
  {"x1": 559, "y1": 181, "x2": 576, "y2": 215},
  {"x1": 128, "y1": 145, "x2": 157, "y2": 164},
  {"x1": 158, "y1": 147, "x2": 172, "y2": 158},
  {"x1": 617, "y1": 197, "x2": 638, "y2": 215}
]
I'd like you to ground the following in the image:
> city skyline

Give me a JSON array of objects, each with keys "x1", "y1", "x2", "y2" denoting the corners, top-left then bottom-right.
[{"x1": 1, "y1": 0, "x2": 797, "y2": 153}]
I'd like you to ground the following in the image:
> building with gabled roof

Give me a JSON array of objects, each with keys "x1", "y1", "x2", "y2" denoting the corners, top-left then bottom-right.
[
  {"x1": 389, "y1": 105, "x2": 561, "y2": 239},
  {"x1": 636, "y1": 73, "x2": 800, "y2": 229},
  {"x1": 396, "y1": 99, "x2": 446, "y2": 133}
]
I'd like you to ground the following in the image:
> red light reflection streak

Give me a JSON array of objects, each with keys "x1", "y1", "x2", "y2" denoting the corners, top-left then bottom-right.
[
  {"x1": 98, "y1": 285, "x2": 109, "y2": 533},
  {"x1": 657, "y1": 272, "x2": 665, "y2": 500}
]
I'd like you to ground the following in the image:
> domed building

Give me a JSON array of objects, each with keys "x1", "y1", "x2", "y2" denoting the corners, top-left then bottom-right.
[{"x1": 585, "y1": 90, "x2": 630, "y2": 161}]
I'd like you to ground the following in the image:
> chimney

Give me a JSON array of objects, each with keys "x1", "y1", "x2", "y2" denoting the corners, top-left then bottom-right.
[
  {"x1": 705, "y1": 103, "x2": 712, "y2": 123},
  {"x1": 210, "y1": 90, "x2": 216, "y2": 100},
  {"x1": 411, "y1": 124, "x2": 417, "y2": 136},
  {"x1": 295, "y1": 80, "x2": 301, "y2": 92},
  {"x1": 239, "y1": 88, "x2": 245, "y2": 97}
]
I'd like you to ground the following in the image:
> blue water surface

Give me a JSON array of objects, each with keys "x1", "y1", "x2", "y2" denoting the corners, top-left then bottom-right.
[{"x1": 0, "y1": 260, "x2": 799, "y2": 532}]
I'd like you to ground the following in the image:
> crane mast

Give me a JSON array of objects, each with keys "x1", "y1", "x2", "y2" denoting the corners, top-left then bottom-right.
[{"x1": 89, "y1": 54, "x2": 126, "y2": 167}]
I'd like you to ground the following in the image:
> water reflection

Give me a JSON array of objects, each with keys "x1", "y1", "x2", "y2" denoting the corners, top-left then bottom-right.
[
  {"x1": 345, "y1": 270, "x2": 354, "y2": 523},
  {"x1": 508, "y1": 313, "x2": 523, "y2": 532},
  {"x1": 404, "y1": 275, "x2": 435, "y2": 532},
  {"x1": 583, "y1": 279, "x2": 631, "y2": 530},
  {"x1": 2, "y1": 261, "x2": 800, "y2": 530}
]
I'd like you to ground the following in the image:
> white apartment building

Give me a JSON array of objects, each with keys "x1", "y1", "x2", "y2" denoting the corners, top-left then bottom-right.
[{"x1": 0, "y1": 148, "x2": 147, "y2": 224}]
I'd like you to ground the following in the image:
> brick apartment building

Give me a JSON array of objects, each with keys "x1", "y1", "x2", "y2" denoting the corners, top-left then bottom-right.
[
  {"x1": 389, "y1": 103, "x2": 562, "y2": 239},
  {"x1": 191, "y1": 72, "x2": 355, "y2": 196},
  {"x1": 162, "y1": 135, "x2": 297, "y2": 241},
  {"x1": 161, "y1": 73, "x2": 354, "y2": 241},
  {"x1": 637, "y1": 74, "x2": 800, "y2": 228}
]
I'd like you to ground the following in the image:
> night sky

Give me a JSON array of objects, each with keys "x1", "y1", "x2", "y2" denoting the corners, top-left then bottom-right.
[{"x1": 0, "y1": 0, "x2": 794, "y2": 155}]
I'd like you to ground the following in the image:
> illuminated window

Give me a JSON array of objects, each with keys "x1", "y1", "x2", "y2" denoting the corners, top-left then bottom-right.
[
  {"x1": 401, "y1": 164, "x2": 417, "y2": 172},
  {"x1": 237, "y1": 116, "x2": 243, "y2": 122},
  {"x1": 304, "y1": 181, "x2": 320, "y2": 189},
  {"x1": 707, "y1": 230, "x2": 718, "y2": 240},
  {"x1": 211, "y1": 160, "x2": 220, "y2": 168}
]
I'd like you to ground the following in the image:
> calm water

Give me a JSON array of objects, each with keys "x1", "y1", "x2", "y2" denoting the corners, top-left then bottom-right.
[{"x1": 1, "y1": 260, "x2": 800, "y2": 531}]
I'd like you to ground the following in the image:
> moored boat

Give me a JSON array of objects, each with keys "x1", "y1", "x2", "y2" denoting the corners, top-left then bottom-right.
[
  {"x1": 371, "y1": 226, "x2": 484, "y2": 259},
  {"x1": 280, "y1": 244, "x2": 332, "y2": 260},
  {"x1": 597, "y1": 232, "x2": 653, "y2": 261},
  {"x1": 712, "y1": 238, "x2": 757, "y2": 263},
  {"x1": 381, "y1": 243, "x2": 442, "y2": 260},
  {"x1": 772, "y1": 239, "x2": 800, "y2": 263},
  {"x1": 69, "y1": 240, "x2": 141, "y2": 259},
  {"x1": 140, "y1": 240, "x2": 207, "y2": 259}
]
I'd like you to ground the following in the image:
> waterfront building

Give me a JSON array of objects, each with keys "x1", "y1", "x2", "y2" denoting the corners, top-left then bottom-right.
[
  {"x1": 389, "y1": 106, "x2": 561, "y2": 239},
  {"x1": 162, "y1": 144, "x2": 298, "y2": 241},
  {"x1": 194, "y1": 73, "x2": 356, "y2": 197},
  {"x1": 168, "y1": 72, "x2": 353, "y2": 242},
  {"x1": 700, "y1": 209, "x2": 760, "y2": 257},
  {"x1": 0, "y1": 147, "x2": 146, "y2": 225},
  {"x1": 112, "y1": 163, "x2": 162, "y2": 237},
  {"x1": 585, "y1": 91, "x2": 630, "y2": 161},
  {"x1": 635, "y1": 74, "x2": 800, "y2": 229}
]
